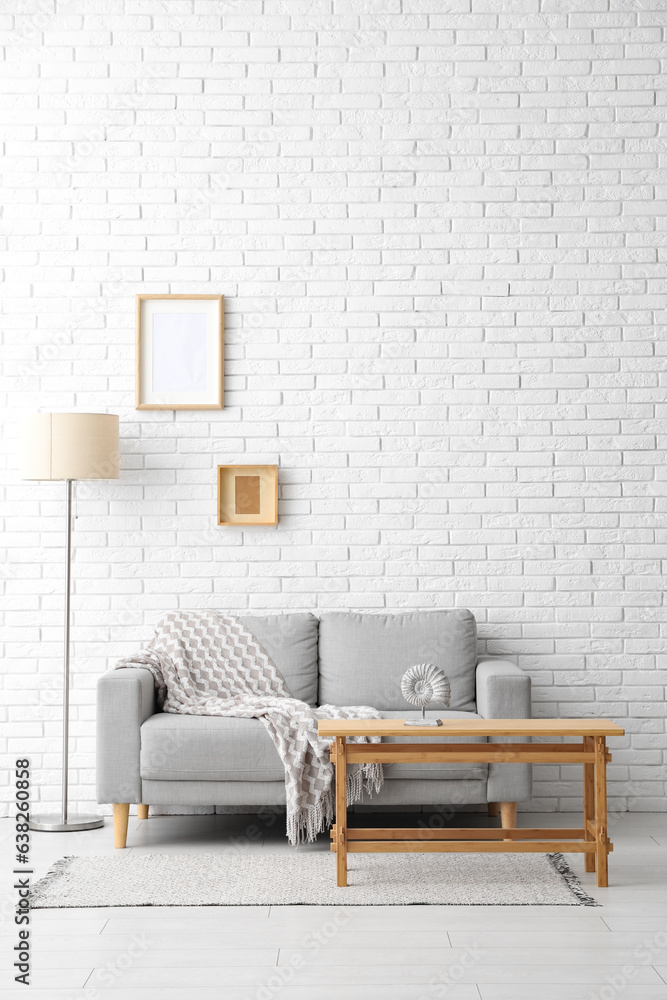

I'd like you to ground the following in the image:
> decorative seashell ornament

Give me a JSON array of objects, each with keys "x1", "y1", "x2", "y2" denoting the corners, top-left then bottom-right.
[{"x1": 401, "y1": 663, "x2": 451, "y2": 727}]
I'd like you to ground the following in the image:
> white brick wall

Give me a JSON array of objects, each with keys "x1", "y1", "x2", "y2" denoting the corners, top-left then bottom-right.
[{"x1": 1, "y1": 1, "x2": 666, "y2": 816}]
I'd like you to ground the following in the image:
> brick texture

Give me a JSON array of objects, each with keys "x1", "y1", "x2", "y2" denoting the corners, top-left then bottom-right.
[{"x1": 1, "y1": 1, "x2": 666, "y2": 815}]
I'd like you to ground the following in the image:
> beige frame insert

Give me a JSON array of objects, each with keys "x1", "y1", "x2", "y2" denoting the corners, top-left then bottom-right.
[
  {"x1": 217, "y1": 465, "x2": 279, "y2": 526},
  {"x1": 136, "y1": 294, "x2": 224, "y2": 410}
]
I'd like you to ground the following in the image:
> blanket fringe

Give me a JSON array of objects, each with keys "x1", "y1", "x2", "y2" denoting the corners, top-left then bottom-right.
[
  {"x1": 288, "y1": 763, "x2": 383, "y2": 846},
  {"x1": 546, "y1": 852, "x2": 600, "y2": 906}
]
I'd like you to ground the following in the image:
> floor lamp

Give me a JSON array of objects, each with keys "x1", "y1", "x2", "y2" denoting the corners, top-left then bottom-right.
[{"x1": 22, "y1": 412, "x2": 120, "y2": 832}]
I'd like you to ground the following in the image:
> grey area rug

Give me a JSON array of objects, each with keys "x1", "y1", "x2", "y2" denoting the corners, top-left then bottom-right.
[{"x1": 30, "y1": 852, "x2": 598, "y2": 907}]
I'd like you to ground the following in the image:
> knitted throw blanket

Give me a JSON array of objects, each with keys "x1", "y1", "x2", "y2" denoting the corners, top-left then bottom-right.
[{"x1": 115, "y1": 612, "x2": 383, "y2": 845}]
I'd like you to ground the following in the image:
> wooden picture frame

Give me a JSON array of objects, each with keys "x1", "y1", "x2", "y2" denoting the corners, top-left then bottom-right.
[
  {"x1": 217, "y1": 465, "x2": 278, "y2": 526},
  {"x1": 136, "y1": 294, "x2": 224, "y2": 410}
]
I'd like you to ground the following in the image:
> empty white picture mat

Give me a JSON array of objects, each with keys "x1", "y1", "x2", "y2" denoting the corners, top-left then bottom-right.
[
  {"x1": 152, "y1": 313, "x2": 208, "y2": 393},
  {"x1": 138, "y1": 296, "x2": 222, "y2": 408}
]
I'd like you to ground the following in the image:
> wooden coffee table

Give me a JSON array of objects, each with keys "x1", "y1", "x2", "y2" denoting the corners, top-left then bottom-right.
[{"x1": 318, "y1": 718, "x2": 625, "y2": 889}]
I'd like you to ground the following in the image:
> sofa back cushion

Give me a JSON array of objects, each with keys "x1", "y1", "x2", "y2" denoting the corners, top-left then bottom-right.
[
  {"x1": 239, "y1": 613, "x2": 318, "y2": 705},
  {"x1": 318, "y1": 610, "x2": 477, "y2": 712}
]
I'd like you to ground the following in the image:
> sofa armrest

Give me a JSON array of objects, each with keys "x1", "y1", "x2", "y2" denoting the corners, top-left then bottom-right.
[
  {"x1": 475, "y1": 658, "x2": 532, "y2": 805},
  {"x1": 476, "y1": 658, "x2": 531, "y2": 721},
  {"x1": 96, "y1": 668, "x2": 156, "y2": 805}
]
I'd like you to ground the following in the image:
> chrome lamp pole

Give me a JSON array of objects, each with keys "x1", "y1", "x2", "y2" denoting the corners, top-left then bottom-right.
[{"x1": 30, "y1": 479, "x2": 103, "y2": 832}]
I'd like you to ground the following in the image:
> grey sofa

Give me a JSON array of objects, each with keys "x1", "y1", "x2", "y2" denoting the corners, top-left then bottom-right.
[{"x1": 97, "y1": 610, "x2": 532, "y2": 848}]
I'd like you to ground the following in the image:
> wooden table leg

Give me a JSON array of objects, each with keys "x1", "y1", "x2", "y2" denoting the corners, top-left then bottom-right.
[
  {"x1": 335, "y1": 736, "x2": 347, "y2": 887},
  {"x1": 583, "y1": 736, "x2": 595, "y2": 872},
  {"x1": 594, "y1": 736, "x2": 609, "y2": 887}
]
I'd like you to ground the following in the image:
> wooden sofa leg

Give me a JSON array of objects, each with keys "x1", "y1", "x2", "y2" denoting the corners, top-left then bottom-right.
[
  {"x1": 488, "y1": 802, "x2": 499, "y2": 818},
  {"x1": 113, "y1": 804, "x2": 130, "y2": 849},
  {"x1": 500, "y1": 801, "x2": 517, "y2": 840},
  {"x1": 137, "y1": 804, "x2": 149, "y2": 820}
]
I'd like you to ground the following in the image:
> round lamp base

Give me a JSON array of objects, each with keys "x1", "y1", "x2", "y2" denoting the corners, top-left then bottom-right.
[{"x1": 29, "y1": 814, "x2": 104, "y2": 833}]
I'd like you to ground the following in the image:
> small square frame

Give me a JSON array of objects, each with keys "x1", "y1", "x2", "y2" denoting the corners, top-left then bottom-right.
[
  {"x1": 217, "y1": 465, "x2": 279, "y2": 526},
  {"x1": 136, "y1": 294, "x2": 224, "y2": 410}
]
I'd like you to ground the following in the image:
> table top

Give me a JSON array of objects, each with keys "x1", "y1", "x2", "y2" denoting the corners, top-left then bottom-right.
[{"x1": 317, "y1": 718, "x2": 626, "y2": 738}]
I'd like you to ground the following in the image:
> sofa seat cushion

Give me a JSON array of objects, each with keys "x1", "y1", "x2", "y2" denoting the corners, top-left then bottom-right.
[
  {"x1": 140, "y1": 714, "x2": 285, "y2": 782},
  {"x1": 318, "y1": 610, "x2": 477, "y2": 713},
  {"x1": 379, "y1": 710, "x2": 488, "y2": 782},
  {"x1": 140, "y1": 709, "x2": 487, "y2": 784}
]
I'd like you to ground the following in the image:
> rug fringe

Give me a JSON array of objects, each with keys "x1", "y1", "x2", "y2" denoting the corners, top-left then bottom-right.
[
  {"x1": 547, "y1": 852, "x2": 600, "y2": 906},
  {"x1": 29, "y1": 855, "x2": 74, "y2": 906}
]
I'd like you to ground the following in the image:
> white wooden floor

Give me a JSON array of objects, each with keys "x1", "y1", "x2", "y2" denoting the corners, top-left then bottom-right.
[{"x1": 1, "y1": 810, "x2": 667, "y2": 999}]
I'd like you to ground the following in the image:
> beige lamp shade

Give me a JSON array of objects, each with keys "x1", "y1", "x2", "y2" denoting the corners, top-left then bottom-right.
[{"x1": 21, "y1": 413, "x2": 120, "y2": 481}]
